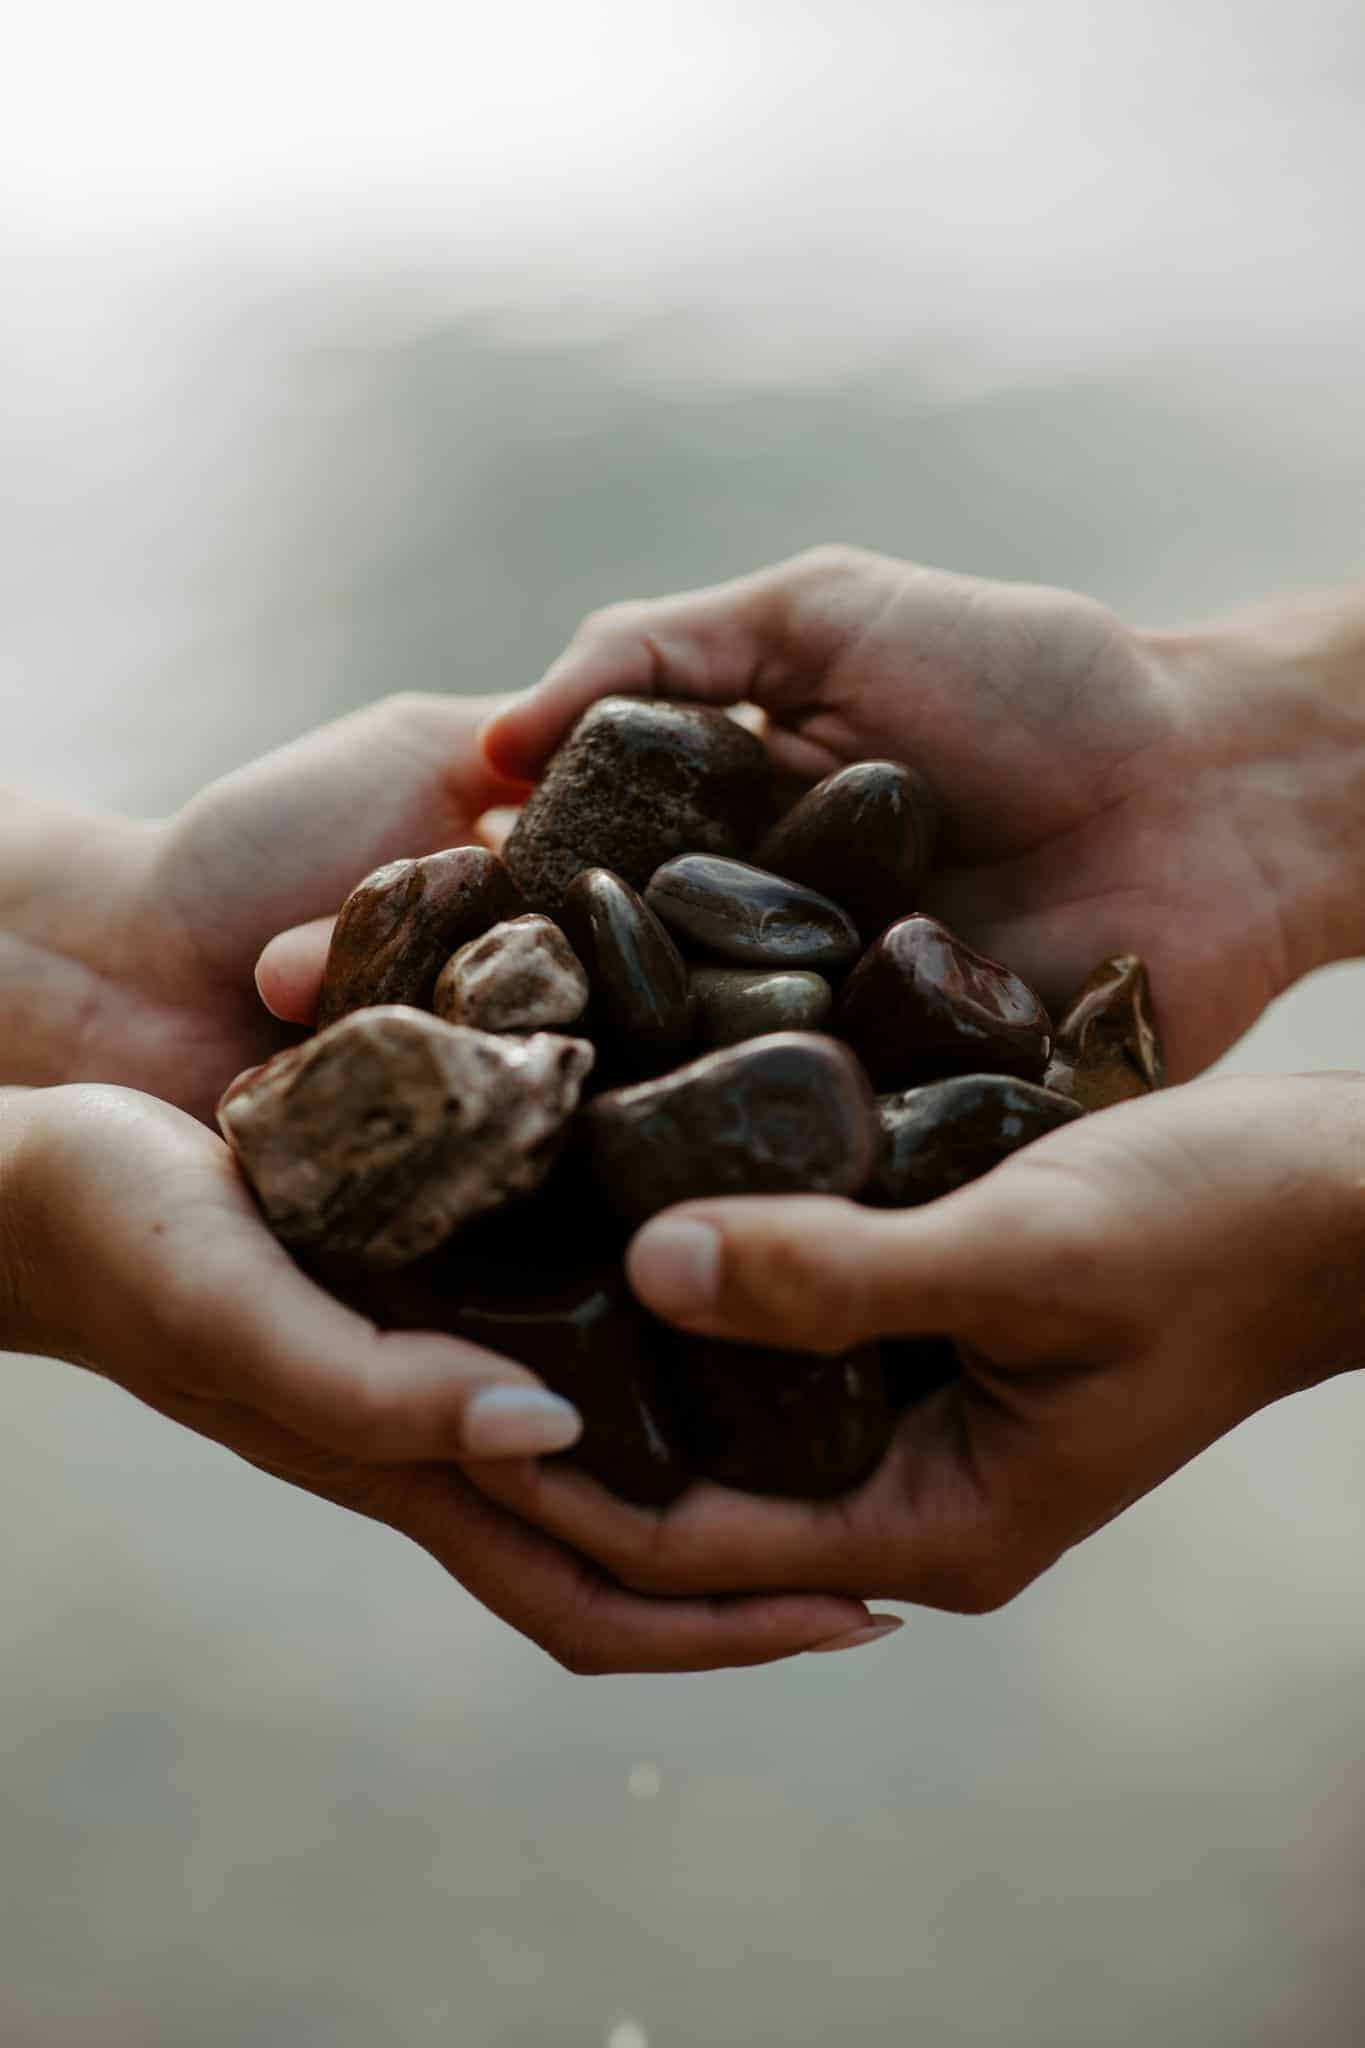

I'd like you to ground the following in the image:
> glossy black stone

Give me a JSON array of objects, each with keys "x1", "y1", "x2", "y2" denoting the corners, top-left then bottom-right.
[
  {"x1": 675, "y1": 1336, "x2": 893, "y2": 1496},
  {"x1": 559, "y1": 868, "x2": 693, "y2": 1077},
  {"x1": 502, "y1": 697, "x2": 770, "y2": 914},
  {"x1": 756, "y1": 759, "x2": 937, "y2": 941},
  {"x1": 645, "y1": 855, "x2": 861, "y2": 971},
  {"x1": 837, "y1": 915, "x2": 1052, "y2": 1089},
  {"x1": 583, "y1": 1031, "x2": 881, "y2": 1228},
  {"x1": 1044, "y1": 954, "x2": 1165, "y2": 1111},
  {"x1": 868, "y1": 1074, "x2": 1083, "y2": 1207},
  {"x1": 689, "y1": 967, "x2": 832, "y2": 1050}
]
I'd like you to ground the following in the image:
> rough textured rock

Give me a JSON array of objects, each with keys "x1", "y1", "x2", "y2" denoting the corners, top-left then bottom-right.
[
  {"x1": 317, "y1": 847, "x2": 525, "y2": 1028},
  {"x1": 689, "y1": 966, "x2": 832, "y2": 1049},
  {"x1": 756, "y1": 759, "x2": 937, "y2": 941},
  {"x1": 675, "y1": 1337, "x2": 893, "y2": 1496},
  {"x1": 502, "y1": 697, "x2": 771, "y2": 913},
  {"x1": 356, "y1": 1247, "x2": 689, "y2": 1508},
  {"x1": 559, "y1": 867, "x2": 692, "y2": 1077},
  {"x1": 646, "y1": 855, "x2": 861, "y2": 971},
  {"x1": 583, "y1": 1031, "x2": 880, "y2": 1227},
  {"x1": 837, "y1": 915, "x2": 1052, "y2": 1089},
  {"x1": 869, "y1": 1074, "x2": 1082, "y2": 1208},
  {"x1": 433, "y1": 914, "x2": 588, "y2": 1034},
  {"x1": 1044, "y1": 954, "x2": 1165, "y2": 1111},
  {"x1": 217, "y1": 1007, "x2": 593, "y2": 1268}
]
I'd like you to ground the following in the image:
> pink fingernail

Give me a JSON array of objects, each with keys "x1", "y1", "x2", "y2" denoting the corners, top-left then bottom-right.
[{"x1": 806, "y1": 1616, "x2": 903, "y2": 1654}]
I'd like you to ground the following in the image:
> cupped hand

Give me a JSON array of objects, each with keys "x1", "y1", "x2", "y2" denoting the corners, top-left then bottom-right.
[
  {"x1": 12, "y1": 692, "x2": 531, "y2": 1122},
  {"x1": 463, "y1": 1074, "x2": 1365, "y2": 1615},
  {"x1": 479, "y1": 547, "x2": 1330, "y2": 1079},
  {"x1": 0, "y1": 1084, "x2": 875, "y2": 1672}
]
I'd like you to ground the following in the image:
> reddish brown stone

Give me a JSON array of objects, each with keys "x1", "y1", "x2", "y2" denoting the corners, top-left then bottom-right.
[
  {"x1": 757, "y1": 759, "x2": 937, "y2": 941},
  {"x1": 317, "y1": 846, "x2": 525, "y2": 1028},
  {"x1": 1044, "y1": 954, "x2": 1164, "y2": 1111},
  {"x1": 837, "y1": 915, "x2": 1051, "y2": 1089}
]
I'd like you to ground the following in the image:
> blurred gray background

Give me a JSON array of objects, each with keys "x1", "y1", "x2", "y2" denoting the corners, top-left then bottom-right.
[{"x1": 4, "y1": 2, "x2": 1365, "y2": 2042}]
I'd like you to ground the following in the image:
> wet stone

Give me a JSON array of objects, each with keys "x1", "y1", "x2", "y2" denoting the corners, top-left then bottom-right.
[
  {"x1": 218, "y1": 1007, "x2": 594, "y2": 1268},
  {"x1": 1044, "y1": 954, "x2": 1165, "y2": 1111},
  {"x1": 756, "y1": 759, "x2": 937, "y2": 941},
  {"x1": 502, "y1": 696, "x2": 770, "y2": 914},
  {"x1": 433, "y1": 913, "x2": 588, "y2": 1035},
  {"x1": 837, "y1": 914, "x2": 1052, "y2": 1089},
  {"x1": 675, "y1": 1337, "x2": 893, "y2": 1497},
  {"x1": 317, "y1": 846, "x2": 525, "y2": 1029},
  {"x1": 689, "y1": 966, "x2": 832, "y2": 1049},
  {"x1": 645, "y1": 855, "x2": 861, "y2": 972},
  {"x1": 559, "y1": 868, "x2": 692, "y2": 1077},
  {"x1": 583, "y1": 1031, "x2": 881, "y2": 1228},
  {"x1": 868, "y1": 1073, "x2": 1083, "y2": 1208},
  {"x1": 357, "y1": 1248, "x2": 690, "y2": 1508}
]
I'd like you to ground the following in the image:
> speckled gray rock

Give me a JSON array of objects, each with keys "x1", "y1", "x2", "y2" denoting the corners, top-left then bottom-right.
[
  {"x1": 433, "y1": 914, "x2": 589, "y2": 1034},
  {"x1": 317, "y1": 846, "x2": 525, "y2": 1028},
  {"x1": 582, "y1": 1030, "x2": 880, "y2": 1228},
  {"x1": 689, "y1": 966, "x2": 833, "y2": 1049},
  {"x1": 501, "y1": 697, "x2": 771, "y2": 913},
  {"x1": 218, "y1": 1007, "x2": 594, "y2": 1268}
]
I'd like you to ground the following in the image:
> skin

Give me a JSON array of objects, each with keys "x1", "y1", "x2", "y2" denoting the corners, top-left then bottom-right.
[
  {"x1": 439, "y1": 547, "x2": 1365, "y2": 1627},
  {"x1": 0, "y1": 692, "x2": 873, "y2": 1672}
]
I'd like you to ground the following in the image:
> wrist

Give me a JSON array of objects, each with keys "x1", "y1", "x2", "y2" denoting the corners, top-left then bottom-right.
[{"x1": 1139, "y1": 589, "x2": 1365, "y2": 982}]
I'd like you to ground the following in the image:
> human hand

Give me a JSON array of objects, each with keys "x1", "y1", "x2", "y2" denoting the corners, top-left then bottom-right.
[
  {"x1": 0, "y1": 1083, "x2": 875, "y2": 1672},
  {"x1": 480, "y1": 549, "x2": 1365, "y2": 1078},
  {"x1": 1, "y1": 693, "x2": 530, "y2": 1122},
  {"x1": 462, "y1": 1074, "x2": 1365, "y2": 1615}
]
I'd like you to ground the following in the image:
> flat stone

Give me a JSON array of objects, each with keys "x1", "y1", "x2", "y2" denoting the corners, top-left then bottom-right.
[
  {"x1": 1044, "y1": 954, "x2": 1165, "y2": 1111},
  {"x1": 217, "y1": 1007, "x2": 594, "y2": 1268},
  {"x1": 645, "y1": 855, "x2": 861, "y2": 971},
  {"x1": 756, "y1": 759, "x2": 937, "y2": 940},
  {"x1": 502, "y1": 696, "x2": 770, "y2": 914},
  {"x1": 559, "y1": 867, "x2": 692, "y2": 1077},
  {"x1": 317, "y1": 846, "x2": 525, "y2": 1028},
  {"x1": 837, "y1": 914, "x2": 1052, "y2": 1088},
  {"x1": 868, "y1": 1074, "x2": 1083, "y2": 1207},
  {"x1": 583, "y1": 1031, "x2": 880, "y2": 1227},
  {"x1": 674, "y1": 1337, "x2": 892, "y2": 1496},
  {"x1": 433, "y1": 913, "x2": 588, "y2": 1034},
  {"x1": 689, "y1": 966, "x2": 832, "y2": 1049},
  {"x1": 356, "y1": 1248, "x2": 690, "y2": 1508}
]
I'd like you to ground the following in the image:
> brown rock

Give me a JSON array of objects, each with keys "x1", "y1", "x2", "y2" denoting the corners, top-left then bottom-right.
[
  {"x1": 433, "y1": 914, "x2": 589, "y2": 1034},
  {"x1": 675, "y1": 1336, "x2": 892, "y2": 1496},
  {"x1": 1044, "y1": 954, "x2": 1165, "y2": 1111},
  {"x1": 217, "y1": 1007, "x2": 593, "y2": 1268},
  {"x1": 868, "y1": 1074, "x2": 1082, "y2": 1207},
  {"x1": 501, "y1": 697, "x2": 771, "y2": 913},
  {"x1": 317, "y1": 846, "x2": 525, "y2": 1029},
  {"x1": 837, "y1": 914, "x2": 1052, "y2": 1088},
  {"x1": 583, "y1": 1031, "x2": 880, "y2": 1228},
  {"x1": 756, "y1": 759, "x2": 937, "y2": 941}
]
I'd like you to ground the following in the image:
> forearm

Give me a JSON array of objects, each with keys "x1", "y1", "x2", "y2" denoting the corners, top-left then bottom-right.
[
  {"x1": 0, "y1": 788, "x2": 156, "y2": 1087},
  {"x1": 1142, "y1": 580, "x2": 1365, "y2": 982}
]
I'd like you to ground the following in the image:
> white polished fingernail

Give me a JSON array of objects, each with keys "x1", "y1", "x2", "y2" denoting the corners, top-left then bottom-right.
[
  {"x1": 806, "y1": 1616, "x2": 903, "y2": 1654},
  {"x1": 629, "y1": 1218, "x2": 720, "y2": 1315},
  {"x1": 462, "y1": 1386, "x2": 583, "y2": 1458}
]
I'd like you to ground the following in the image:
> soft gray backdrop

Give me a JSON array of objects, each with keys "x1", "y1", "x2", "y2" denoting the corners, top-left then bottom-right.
[{"x1": 4, "y1": 3, "x2": 1365, "y2": 2042}]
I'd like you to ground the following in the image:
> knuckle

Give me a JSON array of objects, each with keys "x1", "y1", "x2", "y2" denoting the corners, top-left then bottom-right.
[
  {"x1": 787, "y1": 542, "x2": 878, "y2": 584},
  {"x1": 729, "y1": 1226, "x2": 866, "y2": 1352},
  {"x1": 576, "y1": 599, "x2": 642, "y2": 643},
  {"x1": 915, "y1": 1532, "x2": 1033, "y2": 1616}
]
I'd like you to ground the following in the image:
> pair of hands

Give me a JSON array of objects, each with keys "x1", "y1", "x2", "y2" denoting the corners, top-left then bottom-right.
[{"x1": 6, "y1": 547, "x2": 1363, "y2": 1669}]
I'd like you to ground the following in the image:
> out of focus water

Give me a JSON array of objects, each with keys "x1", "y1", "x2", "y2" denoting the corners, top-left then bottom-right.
[{"x1": 5, "y1": 4, "x2": 1365, "y2": 2042}]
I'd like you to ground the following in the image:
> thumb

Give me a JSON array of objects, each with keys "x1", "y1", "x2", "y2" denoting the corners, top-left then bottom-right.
[{"x1": 624, "y1": 1194, "x2": 985, "y2": 1352}]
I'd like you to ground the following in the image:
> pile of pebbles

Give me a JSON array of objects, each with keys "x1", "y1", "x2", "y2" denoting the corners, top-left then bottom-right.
[{"x1": 219, "y1": 698, "x2": 1163, "y2": 1505}]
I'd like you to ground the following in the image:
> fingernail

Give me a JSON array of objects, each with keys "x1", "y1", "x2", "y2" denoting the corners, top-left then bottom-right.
[
  {"x1": 462, "y1": 1385, "x2": 583, "y2": 1458},
  {"x1": 629, "y1": 1218, "x2": 720, "y2": 1315},
  {"x1": 806, "y1": 1616, "x2": 903, "y2": 1655}
]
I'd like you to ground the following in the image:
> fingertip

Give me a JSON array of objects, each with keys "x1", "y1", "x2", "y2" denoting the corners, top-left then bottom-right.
[
  {"x1": 479, "y1": 700, "x2": 546, "y2": 782},
  {"x1": 253, "y1": 918, "x2": 333, "y2": 1026},
  {"x1": 626, "y1": 1215, "x2": 721, "y2": 1324}
]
